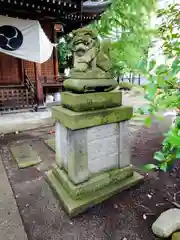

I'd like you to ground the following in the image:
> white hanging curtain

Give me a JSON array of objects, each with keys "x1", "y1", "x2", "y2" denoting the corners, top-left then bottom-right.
[{"x1": 0, "y1": 15, "x2": 55, "y2": 63}]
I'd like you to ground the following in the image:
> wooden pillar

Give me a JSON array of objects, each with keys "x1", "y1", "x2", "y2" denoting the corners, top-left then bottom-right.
[
  {"x1": 53, "y1": 25, "x2": 59, "y2": 80},
  {"x1": 20, "y1": 59, "x2": 24, "y2": 84},
  {"x1": 34, "y1": 63, "x2": 43, "y2": 105}
]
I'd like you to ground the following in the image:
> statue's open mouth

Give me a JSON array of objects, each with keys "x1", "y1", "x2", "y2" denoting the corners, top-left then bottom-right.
[{"x1": 76, "y1": 48, "x2": 86, "y2": 57}]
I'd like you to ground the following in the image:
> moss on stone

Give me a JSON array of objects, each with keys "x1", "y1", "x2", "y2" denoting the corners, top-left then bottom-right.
[
  {"x1": 172, "y1": 232, "x2": 180, "y2": 240},
  {"x1": 67, "y1": 148, "x2": 89, "y2": 185},
  {"x1": 44, "y1": 138, "x2": 55, "y2": 152},
  {"x1": 46, "y1": 169, "x2": 143, "y2": 217},
  {"x1": 52, "y1": 105, "x2": 133, "y2": 130},
  {"x1": 53, "y1": 165, "x2": 134, "y2": 200},
  {"x1": 10, "y1": 143, "x2": 42, "y2": 169},
  {"x1": 61, "y1": 90, "x2": 122, "y2": 112},
  {"x1": 64, "y1": 78, "x2": 118, "y2": 93}
]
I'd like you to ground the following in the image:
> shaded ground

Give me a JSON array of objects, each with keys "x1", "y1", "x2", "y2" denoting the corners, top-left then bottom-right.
[{"x1": 0, "y1": 121, "x2": 179, "y2": 240}]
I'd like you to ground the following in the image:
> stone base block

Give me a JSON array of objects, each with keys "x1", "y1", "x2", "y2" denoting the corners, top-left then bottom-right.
[
  {"x1": 64, "y1": 78, "x2": 118, "y2": 93},
  {"x1": 53, "y1": 165, "x2": 134, "y2": 199},
  {"x1": 52, "y1": 105, "x2": 133, "y2": 130},
  {"x1": 61, "y1": 90, "x2": 122, "y2": 112},
  {"x1": 46, "y1": 167, "x2": 143, "y2": 217}
]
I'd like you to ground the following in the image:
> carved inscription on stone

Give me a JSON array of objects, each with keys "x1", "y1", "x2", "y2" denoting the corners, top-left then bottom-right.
[
  {"x1": 88, "y1": 153, "x2": 119, "y2": 174},
  {"x1": 87, "y1": 123, "x2": 119, "y2": 173},
  {"x1": 88, "y1": 135, "x2": 119, "y2": 161},
  {"x1": 88, "y1": 123, "x2": 118, "y2": 141}
]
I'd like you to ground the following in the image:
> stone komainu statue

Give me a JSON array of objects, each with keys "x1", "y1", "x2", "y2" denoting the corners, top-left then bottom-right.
[
  {"x1": 71, "y1": 28, "x2": 112, "y2": 73},
  {"x1": 64, "y1": 27, "x2": 117, "y2": 93}
]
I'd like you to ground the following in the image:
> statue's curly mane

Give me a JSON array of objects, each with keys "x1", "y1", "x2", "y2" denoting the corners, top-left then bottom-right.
[{"x1": 72, "y1": 28, "x2": 98, "y2": 39}]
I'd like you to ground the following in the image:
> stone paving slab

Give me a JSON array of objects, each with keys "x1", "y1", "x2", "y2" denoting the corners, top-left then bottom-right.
[
  {"x1": 0, "y1": 111, "x2": 54, "y2": 135},
  {"x1": 0, "y1": 154, "x2": 28, "y2": 240},
  {"x1": 44, "y1": 138, "x2": 55, "y2": 152},
  {"x1": 10, "y1": 143, "x2": 42, "y2": 168}
]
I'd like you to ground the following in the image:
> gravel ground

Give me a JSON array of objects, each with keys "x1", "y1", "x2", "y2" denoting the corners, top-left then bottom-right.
[{"x1": 0, "y1": 117, "x2": 179, "y2": 240}]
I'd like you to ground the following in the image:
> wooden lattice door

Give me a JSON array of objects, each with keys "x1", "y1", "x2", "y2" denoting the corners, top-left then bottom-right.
[{"x1": 0, "y1": 52, "x2": 22, "y2": 85}]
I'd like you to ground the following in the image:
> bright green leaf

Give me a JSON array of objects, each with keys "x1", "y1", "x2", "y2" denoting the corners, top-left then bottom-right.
[
  {"x1": 154, "y1": 151, "x2": 165, "y2": 161},
  {"x1": 176, "y1": 151, "x2": 180, "y2": 159},
  {"x1": 147, "y1": 84, "x2": 157, "y2": 100},
  {"x1": 143, "y1": 164, "x2": 158, "y2": 171},
  {"x1": 144, "y1": 116, "x2": 152, "y2": 128},
  {"x1": 168, "y1": 133, "x2": 180, "y2": 145},
  {"x1": 156, "y1": 64, "x2": 169, "y2": 75},
  {"x1": 148, "y1": 60, "x2": 156, "y2": 71},
  {"x1": 160, "y1": 162, "x2": 168, "y2": 172}
]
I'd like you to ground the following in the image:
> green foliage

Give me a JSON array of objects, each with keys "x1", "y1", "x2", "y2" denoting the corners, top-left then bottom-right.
[
  {"x1": 139, "y1": 3, "x2": 180, "y2": 172},
  {"x1": 92, "y1": 0, "x2": 156, "y2": 75},
  {"x1": 57, "y1": 35, "x2": 72, "y2": 71}
]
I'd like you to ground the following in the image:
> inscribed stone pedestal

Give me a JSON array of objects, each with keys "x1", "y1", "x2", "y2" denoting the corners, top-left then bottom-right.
[
  {"x1": 56, "y1": 122, "x2": 132, "y2": 176},
  {"x1": 49, "y1": 91, "x2": 143, "y2": 217}
]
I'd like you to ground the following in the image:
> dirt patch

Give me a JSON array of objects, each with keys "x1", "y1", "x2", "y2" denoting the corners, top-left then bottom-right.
[{"x1": 0, "y1": 122, "x2": 179, "y2": 240}]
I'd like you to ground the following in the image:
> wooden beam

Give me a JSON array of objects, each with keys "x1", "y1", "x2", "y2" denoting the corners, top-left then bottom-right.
[{"x1": 34, "y1": 63, "x2": 44, "y2": 105}]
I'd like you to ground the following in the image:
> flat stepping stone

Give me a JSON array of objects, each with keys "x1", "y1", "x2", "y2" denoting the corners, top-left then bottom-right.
[
  {"x1": 44, "y1": 138, "x2": 55, "y2": 152},
  {"x1": 152, "y1": 208, "x2": 180, "y2": 238},
  {"x1": 10, "y1": 143, "x2": 42, "y2": 168}
]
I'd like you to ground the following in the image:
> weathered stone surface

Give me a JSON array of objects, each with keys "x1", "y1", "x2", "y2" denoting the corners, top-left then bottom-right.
[
  {"x1": 64, "y1": 28, "x2": 117, "y2": 93},
  {"x1": 61, "y1": 90, "x2": 122, "y2": 112},
  {"x1": 71, "y1": 28, "x2": 112, "y2": 75},
  {"x1": 52, "y1": 105, "x2": 133, "y2": 130},
  {"x1": 55, "y1": 123, "x2": 68, "y2": 169},
  {"x1": 55, "y1": 122, "x2": 132, "y2": 175},
  {"x1": 47, "y1": 170, "x2": 143, "y2": 217},
  {"x1": 56, "y1": 123, "x2": 89, "y2": 184},
  {"x1": 10, "y1": 143, "x2": 42, "y2": 168},
  {"x1": 152, "y1": 208, "x2": 180, "y2": 238},
  {"x1": 87, "y1": 123, "x2": 119, "y2": 141},
  {"x1": 64, "y1": 79, "x2": 118, "y2": 93},
  {"x1": 67, "y1": 128, "x2": 89, "y2": 184},
  {"x1": 172, "y1": 232, "x2": 180, "y2": 240},
  {"x1": 87, "y1": 123, "x2": 119, "y2": 173},
  {"x1": 89, "y1": 153, "x2": 119, "y2": 174},
  {"x1": 119, "y1": 121, "x2": 131, "y2": 168},
  {"x1": 55, "y1": 123, "x2": 63, "y2": 168},
  {"x1": 53, "y1": 165, "x2": 134, "y2": 200},
  {"x1": 44, "y1": 138, "x2": 55, "y2": 152}
]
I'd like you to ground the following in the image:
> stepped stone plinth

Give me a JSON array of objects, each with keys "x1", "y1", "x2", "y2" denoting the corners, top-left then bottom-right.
[{"x1": 46, "y1": 27, "x2": 143, "y2": 217}]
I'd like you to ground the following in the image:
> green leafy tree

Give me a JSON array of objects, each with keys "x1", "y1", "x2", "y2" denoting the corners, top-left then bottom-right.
[
  {"x1": 57, "y1": 35, "x2": 72, "y2": 73},
  {"x1": 92, "y1": 0, "x2": 156, "y2": 75},
  {"x1": 93, "y1": 1, "x2": 179, "y2": 172},
  {"x1": 138, "y1": 3, "x2": 180, "y2": 172}
]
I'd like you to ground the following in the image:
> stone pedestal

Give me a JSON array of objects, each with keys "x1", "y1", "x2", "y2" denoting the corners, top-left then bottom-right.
[{"x1": 47, "y1": 91, "x2": 143, "y2": 217}]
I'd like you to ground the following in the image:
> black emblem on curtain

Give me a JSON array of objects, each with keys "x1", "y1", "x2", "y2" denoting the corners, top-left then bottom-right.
[{"x1": 0, "y1": 25, "x2": 23, "y2": 51}]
